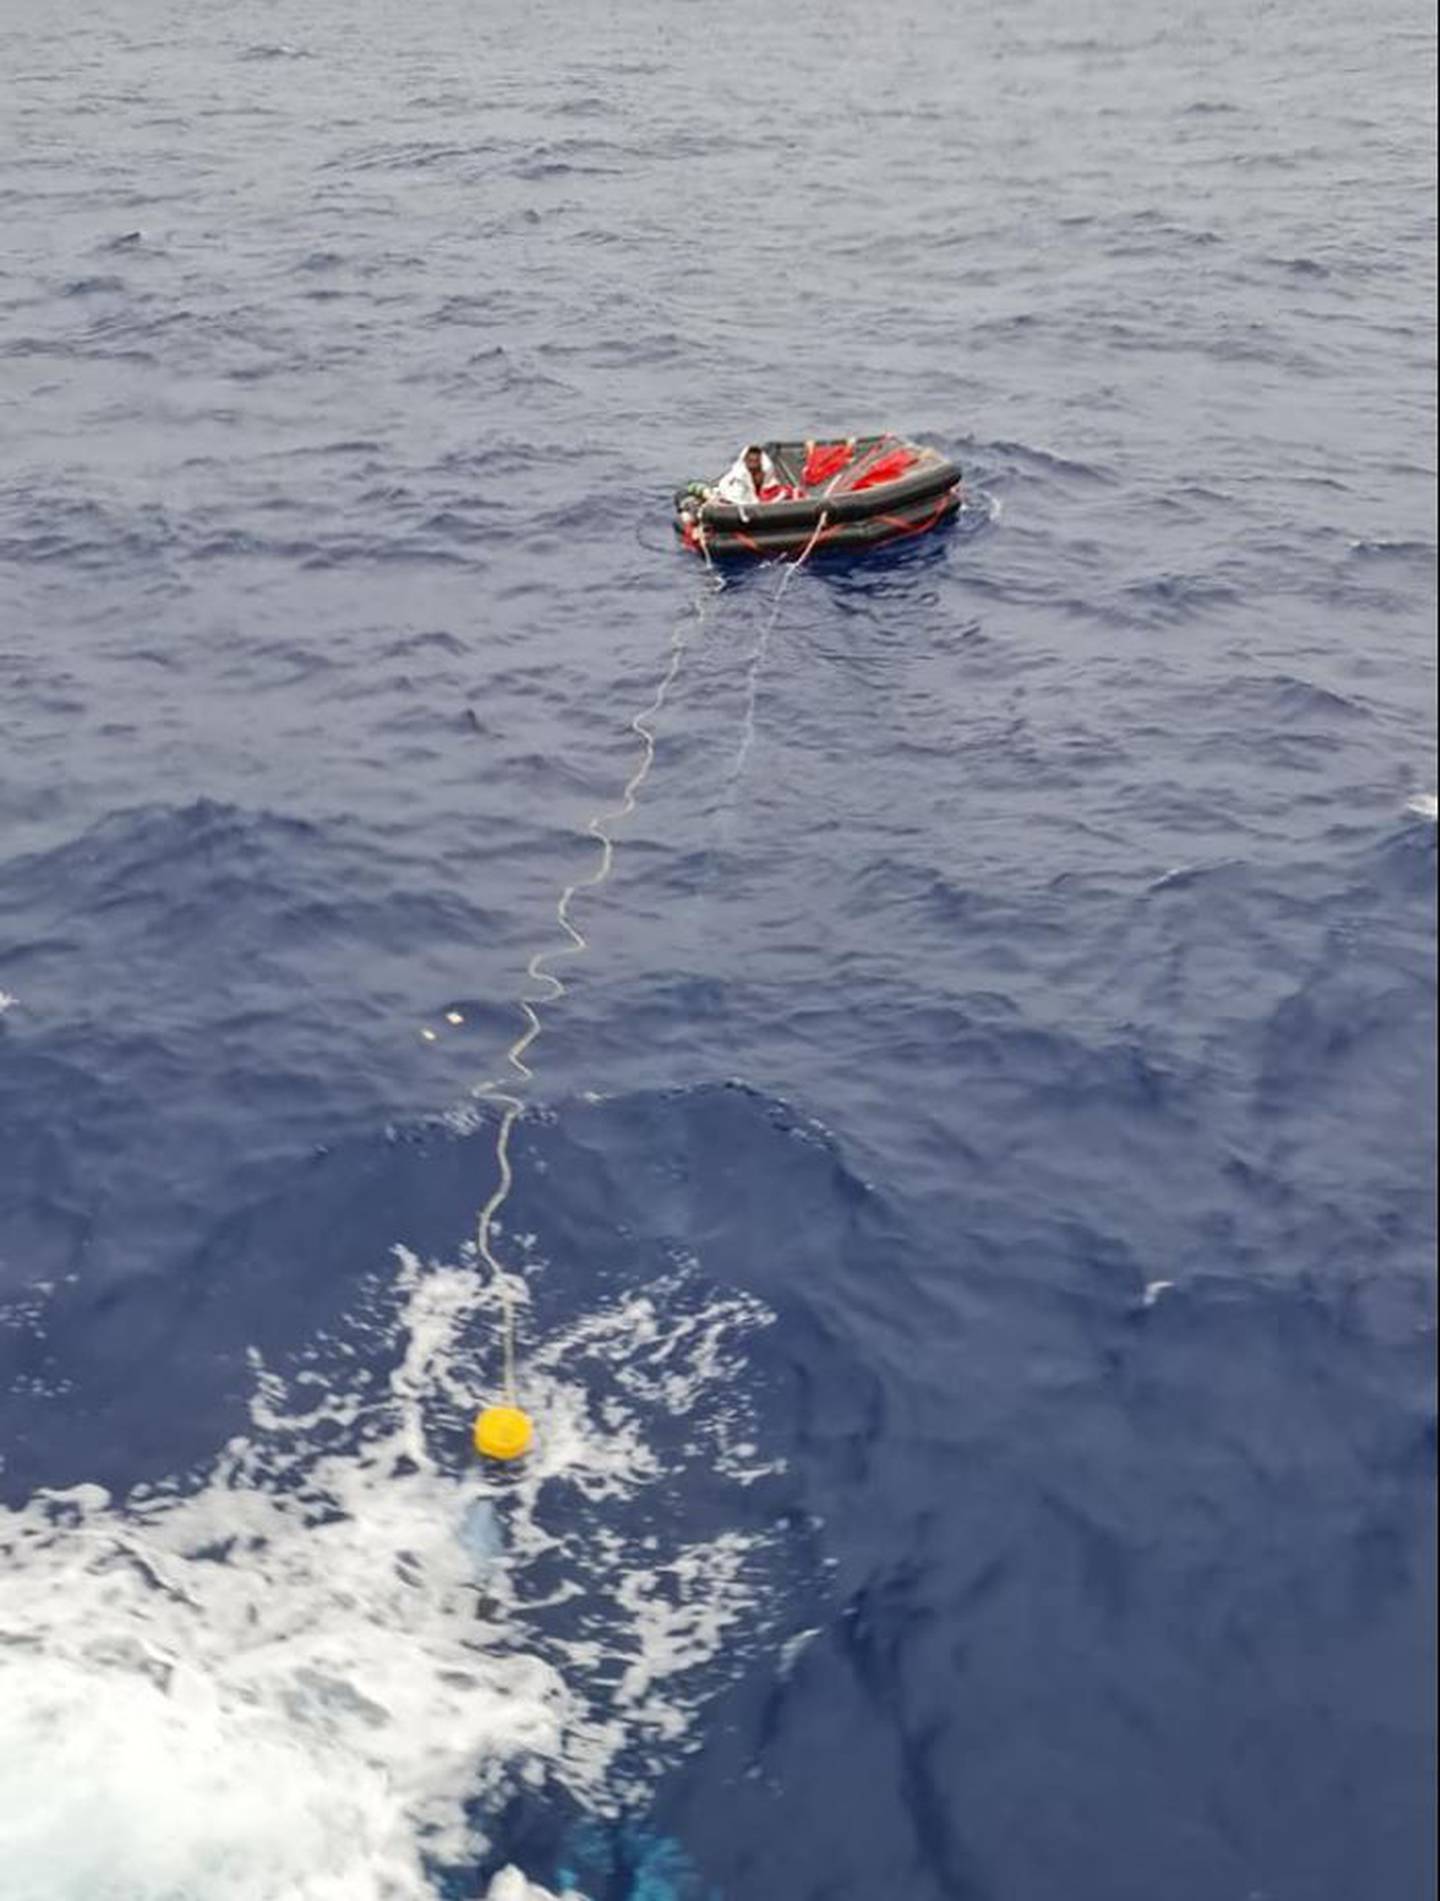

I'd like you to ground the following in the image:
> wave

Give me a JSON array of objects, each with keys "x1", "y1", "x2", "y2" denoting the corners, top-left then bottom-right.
[{"x1": 237, "y1": 42, "x2": 315, "y2": 61}]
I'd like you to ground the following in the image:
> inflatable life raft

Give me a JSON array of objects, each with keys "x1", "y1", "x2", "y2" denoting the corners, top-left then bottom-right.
[{"x1": 675, "y1": 435, "x2": 962, "y2": 558}]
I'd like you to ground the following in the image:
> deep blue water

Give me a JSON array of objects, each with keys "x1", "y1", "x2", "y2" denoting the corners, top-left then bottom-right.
[{"x1": 1, "y1": 0, "x2": 1436, "y2": 1896}]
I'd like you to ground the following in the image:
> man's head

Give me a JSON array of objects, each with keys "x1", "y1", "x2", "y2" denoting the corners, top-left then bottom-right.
[{"x1": 744, "y1": 444, "x2": 765, "y2": 477}]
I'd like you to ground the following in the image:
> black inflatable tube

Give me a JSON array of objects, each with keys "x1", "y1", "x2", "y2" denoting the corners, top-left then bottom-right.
[
  {"x1": 696, "y1": 457, "x2": 961, "y2": 532},
  {"x1": 697, "y1": 488, "x2": 959, "y2": 558}
]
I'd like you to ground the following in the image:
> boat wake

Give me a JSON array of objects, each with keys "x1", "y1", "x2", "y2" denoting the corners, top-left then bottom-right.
[{"x1": 0, "y1": 1233, "x2": 785, "y2": 1900}]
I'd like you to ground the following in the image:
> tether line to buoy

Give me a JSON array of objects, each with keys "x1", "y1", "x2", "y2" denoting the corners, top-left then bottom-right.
[
  {"x1": 470, "y1": 568, "x2": 725, "y2": 1455},
  {"x1": 470, "y1": 492, "x2": 830, "y2": 1463}
]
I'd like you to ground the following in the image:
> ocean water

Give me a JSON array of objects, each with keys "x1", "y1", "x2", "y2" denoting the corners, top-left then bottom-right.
[{"x1": 1, "y1": 0, "x2": 1435, "y2": 1896}]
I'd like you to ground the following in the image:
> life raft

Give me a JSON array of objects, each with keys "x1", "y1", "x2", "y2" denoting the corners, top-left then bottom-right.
[{"x1": 674, "y1": 435, "x2": 962, "y2": 559}]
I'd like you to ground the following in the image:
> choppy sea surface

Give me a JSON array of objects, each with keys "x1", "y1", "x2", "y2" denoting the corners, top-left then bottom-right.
[{"x1": 1, "y1": 0, "x2": 1436, "y2": 1896}]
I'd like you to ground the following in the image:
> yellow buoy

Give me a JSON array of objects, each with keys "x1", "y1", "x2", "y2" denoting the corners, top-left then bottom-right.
[{"x1": 473, "y1": 1404, "x2": 534, "y2": 1462}]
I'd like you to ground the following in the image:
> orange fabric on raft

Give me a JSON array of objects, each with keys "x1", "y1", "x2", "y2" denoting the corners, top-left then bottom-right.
[
  {"x1": 801, "y1": 442, "x2": 852, "y2": 486},
  {"x1": 849, "y1": 448, "x2": 917, "y2": 491}
]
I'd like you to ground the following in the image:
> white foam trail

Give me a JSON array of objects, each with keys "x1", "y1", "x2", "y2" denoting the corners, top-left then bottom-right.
[
  {"x1": 0, "y1": 1244, "x2": 782, "y2": 1900},
  {"x1": 1405, "y1": 791, "x2": 1437, "y2": 821},
  {"x1": 485, "y1": 1873, "x2": 571, "y2": 1901}
]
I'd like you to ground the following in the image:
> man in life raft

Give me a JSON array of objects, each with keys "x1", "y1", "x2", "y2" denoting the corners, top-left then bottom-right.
[{"x1": 710, "y1": 444, "x2": 796, "y2": 507}]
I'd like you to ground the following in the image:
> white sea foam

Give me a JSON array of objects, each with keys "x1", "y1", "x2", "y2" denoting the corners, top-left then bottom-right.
[
  {"x1": 0, "y1": 1242, "x2": 781, "y2": 1899},
  {"x1": 1405, "y1": 791, "x2": 1437, "y2": 821}
]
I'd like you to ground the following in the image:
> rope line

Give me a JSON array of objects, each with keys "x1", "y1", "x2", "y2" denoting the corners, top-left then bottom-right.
[
  {"x1": 474, "y1": 484, "x2": 829, "y2": 1406},
  {"x1": 475, "y1": 570, "x2": 724, "y2": 1402},
  {"x1": 727, "y1": 502, "x2": 831, "y2": 792}
]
